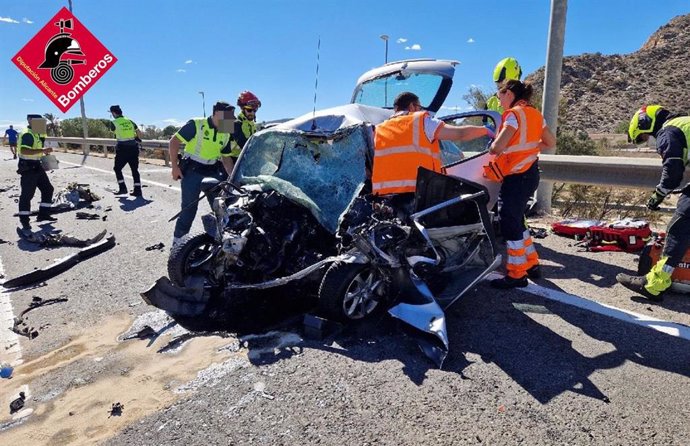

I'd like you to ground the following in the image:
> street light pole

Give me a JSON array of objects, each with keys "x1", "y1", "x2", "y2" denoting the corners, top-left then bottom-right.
[
  {"x1": 380, "y1": 34, "x2": 389, "y2": 64},
  {"x1": 199, "y1": 91, "x2": 206, "y2": 118},
  {"x1": 68, "y1": 0, "x2": 90, "y2": 165}
]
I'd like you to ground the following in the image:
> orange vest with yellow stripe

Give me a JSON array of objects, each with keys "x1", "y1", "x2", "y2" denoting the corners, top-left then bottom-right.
[
  {"x1": 484, "y1": 105, "x2": 543, "y2": 182},
  {"x1": 372, "y1": 111, "x2": 442, "y2": 195}
]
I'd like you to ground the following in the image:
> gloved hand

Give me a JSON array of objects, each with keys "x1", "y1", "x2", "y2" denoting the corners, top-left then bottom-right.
[{"x1": 646, "y1": 189, "x2": 666, "y2": 210}]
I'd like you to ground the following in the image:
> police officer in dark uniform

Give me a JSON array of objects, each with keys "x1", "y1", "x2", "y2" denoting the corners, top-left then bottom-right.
[
  {"x1": 17, "y1": 114, "x2": 56, "y2": 231},
  {"x1": 108, "y1": 105, "x2": 143, "y2": 196}
]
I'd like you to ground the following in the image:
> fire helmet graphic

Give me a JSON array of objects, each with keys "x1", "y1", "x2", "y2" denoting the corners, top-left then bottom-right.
[{"x1": 38, "y1": 18, "x2": 86, "y2": 85}]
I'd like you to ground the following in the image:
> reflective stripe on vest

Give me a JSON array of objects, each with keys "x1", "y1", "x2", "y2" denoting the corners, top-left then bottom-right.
[
  {"x1": 229, "y1": 113, "x2": 257, "y2": 157},
  {"x1": 113, "y1": 116, "x2": 137, "y2": 141},
  {"x1": 372, "y1": 111, "x2": 442, "y2": 195},
  {"x1": 483, "y1": 105, "x2": 542, "y2": 182},
  {"x1": 183, "y1": 118, "x2": 231, "y2": 165},
  {"x1": 18, "y1": 129, "x2": 43, "y2": 160},
  {"x1": 663, "y1": 116, "x2": 690, "y2": 166}
]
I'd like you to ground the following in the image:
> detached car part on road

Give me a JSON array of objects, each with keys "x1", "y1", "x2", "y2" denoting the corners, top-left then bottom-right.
[{"x1": 142, "y1": 59, "x2": 503, "y2": 366}]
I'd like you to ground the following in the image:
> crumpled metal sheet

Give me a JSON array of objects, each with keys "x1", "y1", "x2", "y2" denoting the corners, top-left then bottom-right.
[
  {"x1": 17, "y1": 228, "x2": 107, "y2": 247},
  {"x1": 3, "y1": 233, "x2": 116, "y2": 289}
]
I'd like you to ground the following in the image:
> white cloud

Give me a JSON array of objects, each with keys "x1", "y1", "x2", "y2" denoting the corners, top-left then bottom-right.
[
  {"x1": 184, "y1": 59, "x2": 193, "y2": 64},
  {"x1": 176, "y1": 69, "x2": 186, "y2": 73},
  {"x1": 0, "y1": 16, "x2": 20, "y2": 24},
  {"x1": 22, "y1": 18, "x2": 33, "y2": 24},
  {"x1": 396, "y1": 38, "x2": 407, "y2": 44},
  {"x1": 161, "y1": 118, "x2": 185, "y2": 126},
  {"x1": 21, "y1": 98, "x2": 34, "y2": 102},
  {"x1": 404, "y1": 44, "x2": 421, "y2": 51},
  {"x1": 467, "y1": 38, "x2": 475, "y2": 43}
]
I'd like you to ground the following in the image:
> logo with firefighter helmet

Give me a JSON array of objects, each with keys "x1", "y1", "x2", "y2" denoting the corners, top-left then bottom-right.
[
  {"x1": 12, "y1": 7, "x2": 117, "y2": 113},
  {"x1": 38, "y1": 18, "x2": 86, "y2": 85}
]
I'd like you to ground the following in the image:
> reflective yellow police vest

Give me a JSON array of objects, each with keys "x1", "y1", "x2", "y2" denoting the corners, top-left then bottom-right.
[
  {"x1": 113, "y1": 116, "x2": 137, "y2": 141},
  {"x1": 18, "y1": 129, "x2": 43, "y2": 160},
  {"x1": 183, "y1": 118, "x2": 231, "y2": 165}
]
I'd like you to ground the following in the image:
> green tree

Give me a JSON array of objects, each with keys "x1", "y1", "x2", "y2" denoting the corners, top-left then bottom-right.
[
  {"x1": 43, "y1": 113, "x2": 60, "y2": 136},
  {"x1": 162, "y1": 125, "x2": 180, "y2": 138},
  {"x1": 462, "y1": 86, "x2": 491, "y2": 110},
  {"x1": 60, "y1": 117, "x2": 112, "y2": 138}
]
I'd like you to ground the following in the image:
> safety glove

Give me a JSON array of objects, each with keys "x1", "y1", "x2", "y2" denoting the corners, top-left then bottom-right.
[{"x1": 646, "y1": 188, "x2": 666, "y2": 211}]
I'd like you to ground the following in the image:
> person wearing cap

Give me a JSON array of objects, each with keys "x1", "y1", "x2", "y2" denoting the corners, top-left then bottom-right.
[
  {"x1": 616, "y1": 105, "x2": 690, "y2": 302},
  {"x1": 229, "y1": 91, "x2": 262, "y2": 163},
  {"x1": 169, "y1": 101, "x2": 236, "y2": 245},
  {"x1": 486, "y1": 57, "x2": 522, "y2": 114},
  {"x1": 16, "y1": 114, "x2": 57, "y2": 231},
  {"x1": 3, "y1": 125, "x2": 19, "y2": 159},
  {"x1": 107, "y1": 105, "x2": 144, "y2": 196}
]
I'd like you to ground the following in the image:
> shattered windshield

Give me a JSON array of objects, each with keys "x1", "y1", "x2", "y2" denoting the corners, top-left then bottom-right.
[
  {"x1": 233, "y1": 125, "x2": 371, "y2": 233},
  {"x1": 353, "y1": 73, "x2": 443, "y2": 109}
]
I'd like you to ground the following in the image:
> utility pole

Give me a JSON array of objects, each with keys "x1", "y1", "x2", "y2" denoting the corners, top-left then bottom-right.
[
  {"x1": 199, "y1": 91, "x2": 206, "y2": 118},
  {"x1": 68, "y1": 0, "x2": 90, "y2": 165},
  {"x1": 536, "y1": 0, "x2": 567, "y2": 214},
  {"x1": 380, "y1": 34, "x2": 389, "y2": 64}
]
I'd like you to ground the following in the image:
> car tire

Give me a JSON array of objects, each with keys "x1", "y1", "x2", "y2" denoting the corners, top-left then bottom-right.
[
  {"x1": 318, "y1": 262, "x2": 383, "y2": 322},
  {"x1": 168, "y1": 232, "x2": 216, "y2": 287}
]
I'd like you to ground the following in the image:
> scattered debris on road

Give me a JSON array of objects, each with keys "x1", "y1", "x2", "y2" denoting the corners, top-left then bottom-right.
[
  {"x1": 76, "y1": 211, "x2": 101, "y2": 220},
  {"x1": 122, "y1": 325, "x2": 156, "y2": 341},
  {"x1": 0, "y1": 362, "x2": 14, "y2": 379},
  {"x1": 3, "y1": 234, "x2": 116, "y2": 288},
  {"x1": 145, "y1": 242, "x2": 165, "y2": 251},
  {"x1": 12, "y1": 296, "x2": 69, "y2": 339},
  {"x1": 108, "y1": 402, "x2": 124, "y2": 417},
  {"x1": 17, "y1": 228, "x2": 108, "y2": 248},
  {"x1": 9, "y1": 392, "x2": 26, "y2": 414},
  {"x1": 529, "y1": 227, "x2": 549, "y2": 239},
  {"x1": 53, "y1": 182, "x2": 101, "y2": 212}
]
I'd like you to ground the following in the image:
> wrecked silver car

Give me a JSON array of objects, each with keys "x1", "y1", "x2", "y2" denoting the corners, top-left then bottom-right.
[{"x1": 142, "y1": 59, "x2": 503, "y2": 366}]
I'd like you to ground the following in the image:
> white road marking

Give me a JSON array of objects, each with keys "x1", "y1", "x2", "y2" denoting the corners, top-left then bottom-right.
[
  {"x1": 0, "y1": 255, "x2": 30, "y2": 420},
  {"x1": 60, "y1": 160, "x2": 181, "y2": 192},
  {"x1": 486, "y1": 272, "x2": 690, "y2": 341},
  {"x1": 0, "y1": 257, "x2": 23, "y2": 366}
]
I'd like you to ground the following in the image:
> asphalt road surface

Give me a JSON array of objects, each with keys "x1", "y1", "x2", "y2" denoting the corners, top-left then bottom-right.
[{"x1": 0, "y1": 147, "x2": 689, "y2": 445}]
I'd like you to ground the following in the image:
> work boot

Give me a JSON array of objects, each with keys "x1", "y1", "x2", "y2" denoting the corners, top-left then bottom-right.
[
  {"x1": 527, "y1": 265, "x2": 542, "y2": 279},
  {"x1": 130, "y1": 186, "x2": 142, "y2": 197},
  {"x1": 490, "y1": 275, "x2": 528, "y2": 289},
  {"x1": 36, "y1": 212, "x2": 57, "y2": 223},
  {"x1": 616, "y1": 273, "x2": 663, "y2": 302},
  {"x1": 114, "y1": 184, "x2": 128, "y2": 195}
]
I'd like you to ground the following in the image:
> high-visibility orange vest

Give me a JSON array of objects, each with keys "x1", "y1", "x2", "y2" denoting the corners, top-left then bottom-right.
[
  {"x1": 483, "y1": 105, "x2": 543, "y2": 182},
  {"x1": 372, "y1": 111, "x2": 442, "y2": 195}
]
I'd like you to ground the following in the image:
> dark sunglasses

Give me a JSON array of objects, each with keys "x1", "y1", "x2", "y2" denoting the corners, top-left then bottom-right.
[{"x1": 243, "y1": 107, "x2": 258, "y2": 113}]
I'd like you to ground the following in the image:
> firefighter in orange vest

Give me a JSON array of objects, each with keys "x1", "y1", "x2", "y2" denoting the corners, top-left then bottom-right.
[
  {"x1": 373, "y1": 92, "x2": 491, "y2": 210},
  {"x1": 484, "y1": 80, "x2": 556, "y2": 289}
]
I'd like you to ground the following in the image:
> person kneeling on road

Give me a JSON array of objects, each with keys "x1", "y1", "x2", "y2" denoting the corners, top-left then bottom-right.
[
  {"x1": 169, "y1": 101, "x2": 236, "y2": 247},
  {"x1": 17, "y1": 114, "x2": 57, "y2": 232},
  {"x1": 616, "y1": 105, "x2": 690, "y2": 302}
]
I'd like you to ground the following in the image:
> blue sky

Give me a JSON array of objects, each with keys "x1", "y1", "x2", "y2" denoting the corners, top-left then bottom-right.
[{"x1": 1, "y1": 0, "x2": 688, "y2": 132}]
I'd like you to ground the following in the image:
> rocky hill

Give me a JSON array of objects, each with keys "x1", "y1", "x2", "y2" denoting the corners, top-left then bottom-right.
[{"x1": 527, "y1": 13, "x2": 690, "y2": 133}]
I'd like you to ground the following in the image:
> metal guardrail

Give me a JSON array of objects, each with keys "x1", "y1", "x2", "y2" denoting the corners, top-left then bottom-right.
[
  {"x1": 47, "y1": 137, "x2": 689, "y2": 190},
  {"x1": 47, "y1": 136, "x2": 171, "y2": 165}
]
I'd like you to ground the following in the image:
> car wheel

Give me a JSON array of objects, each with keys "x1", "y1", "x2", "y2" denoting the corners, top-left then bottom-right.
[
  {"x1": 318, "y1": 262, "x2": 384, "y2": 322},
  {"x1": 168, "y1": 232, "x2": 217, "y2": 287}
]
